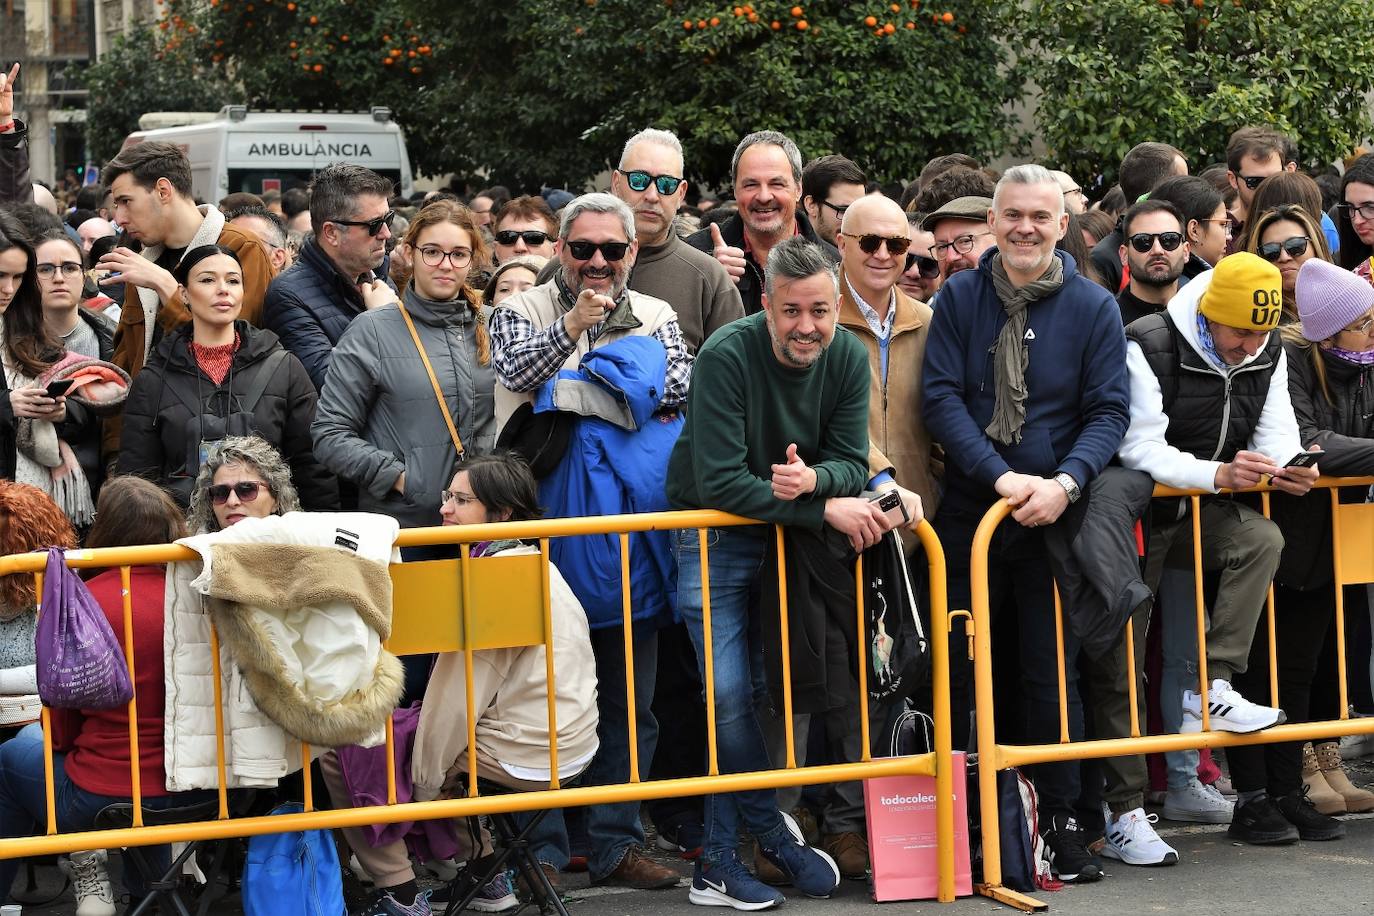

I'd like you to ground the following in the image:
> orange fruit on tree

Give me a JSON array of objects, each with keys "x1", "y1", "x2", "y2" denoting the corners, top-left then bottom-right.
[
  {"x1": 697, "y1": 18, "x2": 707, "y2": 26},
  {"x1": 796, "y1": 18, "x2": 808, "y2": 28},
  {"x1": 864, "y1": 14, "x2": 877, "y2": 25},
  {"x1": 890, "y1": 2, "x2": 900, "y2": 9},
  {"x1": 884, "y1": 21, "x2": 895, "y2": 32},
  {"x1": 771, "y1": 18, "x2": 781, "y2": 28},
  {"x1": 683, "y1": 19, "x2": 692, "y2": 27},
  {"x1": 710, "y1": 15, "x2": 720, "y2": 24},
  {"x1": 791, "y1": 5, "x2": 803, "y2": 15},
  {"x1": 905, "y1": 20, "x2": 915, "y2": 27},
  {"x1": 312, "y1": 63, "x2": 322, "y2": 72},
  {"x1": 748, "y1": 11, "x2": 758, "y2": 20},
  {"x1": 942, "y1": 11, "x2": 953, "y2": 22}
]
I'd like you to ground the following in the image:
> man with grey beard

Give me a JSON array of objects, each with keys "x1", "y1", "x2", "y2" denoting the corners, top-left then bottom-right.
[{"x1": 488, "y1": 191, "x2": 691, "y2": 892}]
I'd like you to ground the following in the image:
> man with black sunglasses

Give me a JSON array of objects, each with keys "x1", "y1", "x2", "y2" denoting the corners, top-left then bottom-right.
[
  {"x1": 491, "y1": 195, "x2": 557, "y2": 265},
  {"x1": 1226, "y1": 126, "x2": 1297, "y2": 248},
  {"x1": 686, "y1": 130, "x2": 838, "y2": 316},
  {"x1": 608, "y1": 128, "x2": 743, "y2": 352},
  {"x1": 263, "y1": 162, "x2": 398, "y2": 390},
  {"x1": 1117, "y1": 200, "x2": 1191, "y2": 326}
]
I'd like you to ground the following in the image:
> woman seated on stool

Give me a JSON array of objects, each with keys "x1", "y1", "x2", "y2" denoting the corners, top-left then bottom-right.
[
  {"x1": 0, "y1": 478, "x2": 212, "y2": 912},
  {"x1": 321, "y1": 453, "x2": 599, "y2": 916}
]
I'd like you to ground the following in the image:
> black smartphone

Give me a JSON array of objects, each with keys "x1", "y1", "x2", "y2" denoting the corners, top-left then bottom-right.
[
  {"x1": 45, "y1": 378, "x2": 74, "y2": 398},
  {"x1": 1283, "y1": 449, "x2": 1325, "y2": 469}
]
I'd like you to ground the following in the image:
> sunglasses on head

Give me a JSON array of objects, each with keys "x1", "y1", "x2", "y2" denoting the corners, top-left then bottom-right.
[
  {"x1": 330, "y1": 210, "x2": 396, "y2": 237},
  {"x1": 494, "y1": 229, "x2": 552, "y2": 247},
  {"x1": 208, "y1": 481, "x2": 268, "y2": 505},
  {"x1": 565, "y1": 240, "x2": 630, "y2": 262},
  {"x1": 904, "y1": 252, "x2": 940, "y2": 279},
  {"x1": 1257, "y1": 236, "x2": 1310, "y2": 262},
  {"x1": 841, "y1": 233, "x2": 912, "y2": 257},
  {"x1": 1127, "y1": 231, "x2": 1184, "y2": 253},
  {"x1": 618, "y1": 169, "x2": 684, "y2": 195}
]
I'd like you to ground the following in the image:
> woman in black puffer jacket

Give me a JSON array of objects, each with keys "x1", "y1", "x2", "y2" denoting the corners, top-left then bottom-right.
[
  {"x1": 116, "y1": 244, "x2": 336, "y2": 510},
  {"x1": 1227, "y1": 258, "x2": 1374, "y2": 841}
]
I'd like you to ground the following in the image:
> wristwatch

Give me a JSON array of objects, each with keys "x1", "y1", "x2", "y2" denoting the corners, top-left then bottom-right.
[{"x1": 1054, "y1": 472, "x2": 1081, "y2": 504}]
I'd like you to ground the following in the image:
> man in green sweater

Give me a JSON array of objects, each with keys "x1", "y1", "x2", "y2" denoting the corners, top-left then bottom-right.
[{"x1": 666, "y1": 236, "x2": 892, "y2": 911}]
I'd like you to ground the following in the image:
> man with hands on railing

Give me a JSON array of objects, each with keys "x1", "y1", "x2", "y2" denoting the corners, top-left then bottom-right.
[
  {"x1": 1119, "y1": 251, "x2": 1324, "y2": 846},
  {"x1": 665, "y1": 236, "x2": 886, "y2": 910},
  {"x1": 923, "y1": 165, "x2": 1134, "y2": 884}
]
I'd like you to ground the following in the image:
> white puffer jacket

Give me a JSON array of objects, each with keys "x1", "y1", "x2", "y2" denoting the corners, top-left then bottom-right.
[{"x1": 162, "y1": 512, "x2": 401, "y2": 791}]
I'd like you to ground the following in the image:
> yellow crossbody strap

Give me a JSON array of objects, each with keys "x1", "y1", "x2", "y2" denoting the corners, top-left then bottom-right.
[{"x1": 398, "y1": 301, "x2": 465, "y2": 459}]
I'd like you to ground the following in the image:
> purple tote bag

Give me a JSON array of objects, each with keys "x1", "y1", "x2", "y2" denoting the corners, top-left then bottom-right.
[{"x1": 35, "y1": 547, "x2": 134, "y2": 709}]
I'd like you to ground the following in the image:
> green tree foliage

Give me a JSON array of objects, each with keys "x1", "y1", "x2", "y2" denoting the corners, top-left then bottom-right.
[
  {"x1": 1022, "y1": 0, "x2": 1374, "y2": 186},
  {"x1": 84, "y1": 26, "x2": 235, "y2": 162}
]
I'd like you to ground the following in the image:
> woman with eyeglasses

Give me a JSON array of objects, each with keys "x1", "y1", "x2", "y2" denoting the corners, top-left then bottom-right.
[
  {"x1": 1245, "y1": 205, "x2": 1332, "y2": 322},
  {"x1": 0, "y1": 217, "x2": 106, "y2": 527},
  {"x1": 116, "y1": 244, "x2": 334, "y2": 511},
  {"x1": 312, "y1": 199, "x2": 496, "y2": 532},
  {"x1": 1336, "y1": 154, "x2": 1374, "y2": 281},
  {"x1": 1224, "y1": 259, "x2": 1374, "y2": 843}
]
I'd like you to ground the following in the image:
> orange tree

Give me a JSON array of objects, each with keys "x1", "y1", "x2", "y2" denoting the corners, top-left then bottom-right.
[
  {"x1": 1022, "y1": 0, "x2": 1374, "y2": 188},
  {"x1": 86, "y1": 0, "x2": 1023, "y2": 188},
  {"x1": 468, "y1": 0, "x2": 1025, "y2": 187}
]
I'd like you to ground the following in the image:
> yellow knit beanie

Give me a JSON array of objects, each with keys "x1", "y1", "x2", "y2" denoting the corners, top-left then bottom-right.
[{"x1": 1197, "y1": 252, "x2": 1283, "y2": 331}]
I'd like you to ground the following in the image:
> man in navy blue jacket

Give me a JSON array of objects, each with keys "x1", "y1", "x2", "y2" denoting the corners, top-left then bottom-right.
[{"x1": 923, "y1": 164, "x2": 1131, "y2": 885}]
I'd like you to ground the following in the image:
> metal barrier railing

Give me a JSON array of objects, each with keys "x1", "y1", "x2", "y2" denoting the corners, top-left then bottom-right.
[
  {"x1": 0, "y1": 510, "x2": 959, "y2": 903},
  {"x1": 968, "y1": 476, "x2": 1374, "y2": 912}
]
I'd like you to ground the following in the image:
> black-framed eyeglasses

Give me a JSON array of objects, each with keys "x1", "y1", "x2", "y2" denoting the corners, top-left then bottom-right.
[
  {"x1": 417, "y1": 245, "x2": 473, "y2": 268},
  {"x1": 493, "y1": 229, "x2": 552, "y2": 247},
  {"x1": 1256, "y1": 236, "x2": 1310, "y2": 262},
  {"x1": 930, "y1": 231, "x2": 993, "y2": 259},
  {"x1": 1127, "y1": 231, "x2": 1184, "y2": 253},
  {"x1": 36, "y1": 262, "x2": 83, "y2": 278},
  {"x1": 904, "y1": 252, "x2": 940, "y2": 279},
  {"x1": 208, "y1": 481, "x2": 268, "y2": 505},
  {"x1": 1238, "y1": 174, "x2": 1268, "y2": 190},
  {"x1": 840, "y1": 232, "x2": 911, "y2": 257},
  {"x1": 330, "y1": 210, "x2": 396, "y2": 237},
  {"x1": 618, "y1": 169, "x2": 684, "y2": 195},
  {"x1": 822, "y1": 199, "x2": 852, "y2": 217},
  {"x1": 565, "y1": 240, "x2": 630, "y2": 262},
  {"x1": 1337, "y1": 202, "x2": 1374, "y2": 222}
]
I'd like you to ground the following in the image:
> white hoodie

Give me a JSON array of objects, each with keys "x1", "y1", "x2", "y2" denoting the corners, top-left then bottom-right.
[{"x1": 1117, "y1": 270, "x2": 1301, "y2": 492}]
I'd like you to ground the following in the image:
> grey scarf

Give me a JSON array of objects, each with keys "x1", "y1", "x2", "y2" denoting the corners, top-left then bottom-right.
[{"x1": 984, "y1": 252, "x2": 1065, "y2": 445}]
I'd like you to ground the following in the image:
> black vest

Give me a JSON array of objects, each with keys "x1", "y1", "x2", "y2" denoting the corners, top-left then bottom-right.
[{"x1": 1125, "y1": 311, "x2": 1282, "y2": 463}]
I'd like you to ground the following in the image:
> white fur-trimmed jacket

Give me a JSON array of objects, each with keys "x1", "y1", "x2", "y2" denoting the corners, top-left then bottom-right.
[{"x1": 162, "y1": 512, "x2": 403, "y2": 791}]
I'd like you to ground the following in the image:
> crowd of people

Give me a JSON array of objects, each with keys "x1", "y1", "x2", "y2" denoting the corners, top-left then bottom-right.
[{"x1": 2, "y1": 60, "x2": 1374, "y2": 916}]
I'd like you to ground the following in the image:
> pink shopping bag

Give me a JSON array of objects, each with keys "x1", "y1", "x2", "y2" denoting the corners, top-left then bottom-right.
[{"x1": 864, "y1": 750, "x2": 972, "y2": 901}]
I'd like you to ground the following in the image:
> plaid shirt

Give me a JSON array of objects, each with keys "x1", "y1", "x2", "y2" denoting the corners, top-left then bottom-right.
[{"x1": 490, "y1": 296, "x2": 692, "y2": 409}]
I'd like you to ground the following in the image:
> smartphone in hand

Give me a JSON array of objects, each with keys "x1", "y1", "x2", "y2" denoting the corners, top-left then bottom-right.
[
  {"x1": 869, "y1": 489, "x2": 909, "y2": 528},
  {"x1": 1283, "y1": 449, "x2": 1325, "y2": 470},
  {"x1": 45, "y1": 378, "x2": 74, "y2": 398}
]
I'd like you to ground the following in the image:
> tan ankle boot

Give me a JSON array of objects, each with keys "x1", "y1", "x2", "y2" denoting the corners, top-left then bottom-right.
[
  {"x1": 1301, "y1": 742, "x2": 1348, "y2": 815},
  {"x1": 1315, "y1": 741, "x2": 1374, "y2": 813}
]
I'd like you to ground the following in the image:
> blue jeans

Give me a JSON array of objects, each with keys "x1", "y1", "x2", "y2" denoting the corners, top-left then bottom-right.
[
  {"x1": 675, "y1": 527, "x2": 790, "y2": 865},
  {"x1": 523, "y1": 620, "x2": 661, "y2": 879},
  {"x1": 0, "y1": 723, "x2": 209, "y2": 902}
]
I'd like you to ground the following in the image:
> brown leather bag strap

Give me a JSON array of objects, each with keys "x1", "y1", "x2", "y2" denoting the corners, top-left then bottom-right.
[{"x1": 398, "y1": 302, "x2": 465, "y2": 459}]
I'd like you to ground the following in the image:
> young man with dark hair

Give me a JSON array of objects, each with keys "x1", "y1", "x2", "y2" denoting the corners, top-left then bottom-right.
[
  {"x1": 801, "y1": 154, "x2": 867, "y2": 245},
  {"x1": 1090, "y1": 142, "x2": 1189, "y2": 292},
  {"x1": 262, "y1": 162, "x2": 397, "y2": 389},
  {"x1": 1116, "y1": 200, "x2": 1190, "y2": 326},
  {"x1": 96, "y1": 140, "x2": 275, "y2": 400}
]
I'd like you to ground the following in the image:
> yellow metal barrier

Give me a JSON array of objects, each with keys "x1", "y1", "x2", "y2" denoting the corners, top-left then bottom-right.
[
  {"x1": 969, "y1": 476, "x2": 1374, "y2": 911},
  {"x1": 0, "y1": 509, "x2": 959, "y2": 903}
]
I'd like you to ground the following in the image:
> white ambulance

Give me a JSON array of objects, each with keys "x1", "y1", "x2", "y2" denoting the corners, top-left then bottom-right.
[{"x1": 120, "y1": 106, "x2": 414, "y2": 201}]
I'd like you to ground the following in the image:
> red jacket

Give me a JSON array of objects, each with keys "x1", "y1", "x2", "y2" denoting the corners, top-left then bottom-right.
[{"x1": 51, "y1": 565, "x2": 170, "y2": 797}]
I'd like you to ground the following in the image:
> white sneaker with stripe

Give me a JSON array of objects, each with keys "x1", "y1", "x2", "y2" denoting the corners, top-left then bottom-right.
[
  {"x1": 1181, "y1": 679, "x2": 1285, "y2": 734},
  {"x1": 1101, "y1": 806, "x2": 1178, "y2": 867}
]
